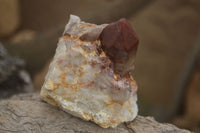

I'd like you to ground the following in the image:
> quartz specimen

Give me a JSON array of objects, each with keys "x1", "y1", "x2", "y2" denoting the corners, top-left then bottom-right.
[{"x1": 40, "y1": 15, "x2": 139, "y2": 128}]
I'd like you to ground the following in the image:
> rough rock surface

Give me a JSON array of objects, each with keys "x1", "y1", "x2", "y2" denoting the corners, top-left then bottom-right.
[
  {"x1": 40, "y1": 15, "x2": 138, "y2": 128},
  {"x1": 0, "y1": 93, "x2": 191, "y2": 133},
  {"x1": 0, "y1": 42, "x2": 33, "y2": 99}
]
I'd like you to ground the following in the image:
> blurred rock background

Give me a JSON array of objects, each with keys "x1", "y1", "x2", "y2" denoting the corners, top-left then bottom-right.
[{"x1": 0, "y1": 0, "x2": 200, "y2": 132}]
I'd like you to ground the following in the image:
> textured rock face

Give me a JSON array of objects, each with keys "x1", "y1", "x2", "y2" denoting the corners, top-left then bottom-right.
[
  {"x1": 0, "y1": 93, "x2": 191, "y2": 133},
  {"x1": 40, "y1": 15, "x2": 138, "y2": 128}
]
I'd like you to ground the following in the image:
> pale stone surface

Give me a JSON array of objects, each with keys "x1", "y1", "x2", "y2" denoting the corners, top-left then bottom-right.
[{"x1": 40, "y1": 15, "x2": 138, "y2": 128}]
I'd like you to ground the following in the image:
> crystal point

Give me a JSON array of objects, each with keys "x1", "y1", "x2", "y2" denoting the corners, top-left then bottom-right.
[{"x1": 100, "y1": 18, "x2": 139, "y2": 76}]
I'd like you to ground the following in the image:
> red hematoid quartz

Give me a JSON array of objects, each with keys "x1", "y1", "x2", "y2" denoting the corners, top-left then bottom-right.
[{"x1": 100, "y1": 18, "x2": 139, "y2": 76}]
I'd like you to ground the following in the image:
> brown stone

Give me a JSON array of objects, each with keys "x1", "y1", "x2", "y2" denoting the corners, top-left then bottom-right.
[
  {"x1": 130, "y1": 0, "x2": 200, "y2": 122},
  {"x1": 0, "y1": 0, "x2": 20, "y2": 37}
]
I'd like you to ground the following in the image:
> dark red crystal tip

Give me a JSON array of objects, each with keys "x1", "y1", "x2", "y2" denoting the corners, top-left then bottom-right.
[{"x1": 100, "y1": 18, "x2": 139, "y2": 52}]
